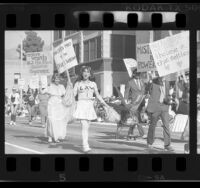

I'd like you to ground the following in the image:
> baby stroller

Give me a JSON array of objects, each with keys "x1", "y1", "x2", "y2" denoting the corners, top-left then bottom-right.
[{"x1": 107, "y1": 85, "x2": 148, "y2": 139}]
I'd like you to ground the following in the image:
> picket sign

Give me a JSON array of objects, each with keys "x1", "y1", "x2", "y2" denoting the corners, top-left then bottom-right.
[
  {"x1": 54, "y1": 38, "x2": 78, "y2": 84},
  {"x1": 18, "y1": 78, "x2": 25, "y2": 89},
  {"x1": 170, "y1": 114, "x2": 189, "y2": 133},
  {"x1": 136, "y1": 43, "x2": 156, "y2": 72},
  {"x1": 149, "y1": 31, "x2": 189, "y2": 77},
  {"x1": 168, "y1": 31, "x2": 189, "y2": 133},
  {"x1": 26, "y1": 51, "x2": 53, "y2": 76},
  {"x1": 58, "y1": 41, "x2": 71, "y2": 83},
  {"x1": 40, "y1": 75, "x2": 48, "y2": 88},
  {"x1": 123, "y1": 58, "x2": 137, "y2": 77},
  {"x1": 29, "y1": 75, "x2": 40, "y2": 89}
]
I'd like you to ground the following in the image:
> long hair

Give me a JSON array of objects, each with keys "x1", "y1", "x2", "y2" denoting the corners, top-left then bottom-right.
[{"x1": 75, "y1": 66, "x2": 95, "y2": 84}]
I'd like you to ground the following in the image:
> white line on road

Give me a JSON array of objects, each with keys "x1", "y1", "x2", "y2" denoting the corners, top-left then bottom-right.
[{"x1": 5, "y1": 142, "x2": 44, "y2": 154}]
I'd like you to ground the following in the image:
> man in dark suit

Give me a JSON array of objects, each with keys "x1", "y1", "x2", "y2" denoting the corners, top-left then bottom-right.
[
  {"x1": 146, "y1": 74, "x2": 174, "y2": 151},
  {"x1": 124, "y1": 69, "x2": 147, "y2": 139}
]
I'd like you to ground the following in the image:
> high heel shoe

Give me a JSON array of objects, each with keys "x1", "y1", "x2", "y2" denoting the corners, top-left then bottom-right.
[{"x1": 83, "y1": 147, "x2": 92, "y2": 153}]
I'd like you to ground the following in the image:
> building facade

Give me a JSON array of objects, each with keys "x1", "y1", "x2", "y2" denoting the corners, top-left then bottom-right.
[
  {"x1": 53, "y1": 30, "x2": 179, "y2": 97},
  {"x1": 4, "y1": 30, "x2": 182, "y2": 96}
]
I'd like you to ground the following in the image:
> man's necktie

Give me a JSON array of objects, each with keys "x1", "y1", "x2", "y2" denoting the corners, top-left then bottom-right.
[
  {"x1": 159, "y1": 83, "x2": 166, "y2": 103},
  {"x1": 137, "y1": 79, "x2": 141, "y2": 90}
]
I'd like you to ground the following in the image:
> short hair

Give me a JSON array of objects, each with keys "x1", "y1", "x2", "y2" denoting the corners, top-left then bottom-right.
[{"x1": 131, "y1": 69, "x2": 141, "y2": 79}]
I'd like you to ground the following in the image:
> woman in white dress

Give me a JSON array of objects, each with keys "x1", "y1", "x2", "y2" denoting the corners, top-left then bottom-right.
[
  {"x1": 9, "y1": 87, "x2": 20, "y2": 126},
  {"x1": 73, "y1": 66, "x2": 110, "y2": 153},
  {"x1": 46, "y1": 73, "x2": 68, "y2": 143}
]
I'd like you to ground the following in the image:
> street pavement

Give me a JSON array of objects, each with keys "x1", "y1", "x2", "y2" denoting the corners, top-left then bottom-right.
[{"x1": 5, "y1": 116, "x2": 193, "y2": 154}]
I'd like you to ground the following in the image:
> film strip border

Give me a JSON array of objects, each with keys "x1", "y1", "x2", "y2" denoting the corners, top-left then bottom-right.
[
  {"x1": 0, "y1": 3, "x2": 199, "y2": 181},
  {"x1": 1, "y1": 155, "x2": 200, "y2": 181},
  {"x1": 4, "y1": 12, "x2": 186, "y2": 29},
  {"x1": 1, "y1": 3, "x2": 199, "y2": 30}
]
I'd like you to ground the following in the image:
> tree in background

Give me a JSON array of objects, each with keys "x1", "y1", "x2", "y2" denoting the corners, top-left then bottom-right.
[{"x1": 16, "y1": 31, "x2": 44, "y2": 60}]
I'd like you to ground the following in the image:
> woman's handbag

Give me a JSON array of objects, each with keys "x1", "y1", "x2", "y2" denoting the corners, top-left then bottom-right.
[
  {"x1": 62, "y1": 83, "x2": 74, "y2": 107},
  {"x1": 66, "y1": 100, "x2": 77, "y2": 123}
]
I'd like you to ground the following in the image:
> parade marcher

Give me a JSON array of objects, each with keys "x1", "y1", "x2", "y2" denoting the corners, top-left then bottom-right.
[
  {"x1": 38, "y1": 88, "x2": 49, "y2": 128},
  {"x1": 9, "y1": 87, "x2": 20, "y2": 126},
  {"x1": 124, "y1": 68, "x2": 147, "y2": 139},
  {"x1": 5, "y1": 88, "x2": 8, "y2": 105},
  {"x1": 146, "y1": 73, "x2": 174, "y2": 151},
  {"x1": 73, "y1": 66, "x2": 110, "y2": 153},
  {"x1": 176, "y1": 75, "x2": 190, "y2": 151},
  {"x1": 5, "y1": 88, "x2": 9, "y2": 116},
  {"x1": 34, "y1": 89, "x2": 40, "y2": 119},
  {"x1": 26, "y1": 88, "x2": 37, "y2": 125},
  {"x1": 46, "y1": 72, "x2": 68, "y2": 143}
]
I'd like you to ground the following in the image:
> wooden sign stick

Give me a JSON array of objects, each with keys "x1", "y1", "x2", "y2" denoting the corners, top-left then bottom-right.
[{"x1": 60, "y1": 37, "x2": 72, "y2": 85}]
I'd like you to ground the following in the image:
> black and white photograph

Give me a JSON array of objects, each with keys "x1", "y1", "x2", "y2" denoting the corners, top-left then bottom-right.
[{"x1": 5, "y1": 30, "x2": 189, "y2": 154}]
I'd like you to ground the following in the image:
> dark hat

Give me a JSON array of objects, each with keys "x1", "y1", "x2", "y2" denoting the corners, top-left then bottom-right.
[{"x1": 132, "y1": 68, "x2": 138, "y2": 75}]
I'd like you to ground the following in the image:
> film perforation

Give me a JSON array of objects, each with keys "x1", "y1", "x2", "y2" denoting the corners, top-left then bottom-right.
[
  {"x1": 30, "y1": 157, "x2": 41, "y2": 172},
  {"x1": 55, "y1": 14, "x2": 65, "y2": 28},
  {"x1": 6, "y1": 157, "x2": 16, "y2": 172},
  {"x1": 79, "y1": 13, "x2": 90, "y2": 28},
  {"x1": 104, "y1": 157, "x2": 114, "y2": 172},
  {"x1": 176, "y1": 157, "x2": 186, "y2": 171},
  {"x1": 79, "y1": 157, "x2": 89, "y2": 172},
  {"x1": 55, "y1": 157, "x2": 65, "y2": 172},
  {"x1": 103, "y1": 13, "x2": 114, "y2": 28},
  {"x1": 30, "y1": 14, "x2": 41, "y2": 28},
  {"x1": 176, "y1": 13, "x2": 186, "y2": 28},
  {"x1": 6, "y1": 14, "x2": 16, "y2": 28},
  {"x1": 127, "y1": 13, "x2": 138, "y2": 28},
  {"x1": 152, "y1": 157, "x2": 162, "y2": 172},
  {"x1": 128, "y1": 157, "x2": 138, "y2": 172},
  {"x1": 151, "y1": 13, "x2": 163, "y2": 28}
]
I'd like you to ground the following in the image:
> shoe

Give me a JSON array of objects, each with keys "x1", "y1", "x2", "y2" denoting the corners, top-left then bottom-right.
[
  {"x1": 13, "y1": 122, "x2": 16, "y2": 126},
  {"x1": 29, "y1": 121, "x2": 32, "y2": 125},
  {"x1": 83, "y1": 147, "x2": 92, "y2": 153},
  {"x1": 164, "y1": 145, "x2": 175, "y2": 152},
  {"x1": 48, "y1": 137, "x2": 53, "y2": 143},
  {"x1": 184, "y1": 143, "x2": 189, "y2": 153},
  {"x1": 142, "y1": 134, "x2": 147, "y2": 139},
  {"x1": 9, "y1": 121, "x2": 13, "y2": 125},
  {"x1": 147, "y1": 144, "x2": 154, "y2": 150}
]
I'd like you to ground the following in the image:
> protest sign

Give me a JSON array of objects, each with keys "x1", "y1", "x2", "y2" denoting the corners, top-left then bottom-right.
[
  {"x1": 123, "y1": 58, "x2": 137, "y2": 77},
  {"x1": 40, "y1": 75, "x2": 48, "y2": 89},
  {"x1": 149, "y1": 31, "x2": 189, "y2": 77},
  {"x1": 18, "y1": 78, "x2": 25, "y2": 89},
  {"x1": 136, "y1": 43, "x2": 156, "y2": 72},
  {"x1": 29, "y1": 75, "x2": 39, "y2": 89},
  {"x1": 54, "y1": 39, "x2": 78, "y2": 74},
  {"x1": 26, "y1": 51, "x2": 53, "y2": 75}
]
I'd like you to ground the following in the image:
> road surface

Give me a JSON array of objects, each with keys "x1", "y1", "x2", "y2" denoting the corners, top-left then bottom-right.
[{"x1": 5, "y1": 116, "x2": 192, "y2": 154}]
